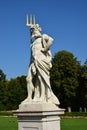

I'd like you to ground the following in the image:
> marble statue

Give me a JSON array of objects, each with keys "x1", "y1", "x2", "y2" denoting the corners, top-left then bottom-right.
[{"x1": 22, "y1": 15, "x2": 60, "y2": 105}]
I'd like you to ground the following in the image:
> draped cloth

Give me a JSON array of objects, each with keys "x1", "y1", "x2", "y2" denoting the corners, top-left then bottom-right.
[{"x1": 26, "y1": 34, "x2": 60, "y2": 105}]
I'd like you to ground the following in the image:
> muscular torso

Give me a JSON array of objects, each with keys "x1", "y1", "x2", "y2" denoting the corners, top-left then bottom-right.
[{"x1": 31, "y1": 37, "x2": 45, "y2": 60}]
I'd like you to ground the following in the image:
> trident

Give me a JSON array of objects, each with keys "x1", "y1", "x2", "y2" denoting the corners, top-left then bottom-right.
[
  {"x1": 26, "y1": 14, "x2": 36, "y2": 27},
  {"x1": 26, "y1": 14, "x2": 37, "y2": 44}
]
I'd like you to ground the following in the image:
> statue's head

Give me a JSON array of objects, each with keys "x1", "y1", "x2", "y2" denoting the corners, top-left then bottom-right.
[{"x1": 31, "y1": 24, "x2": 42, "y2": 38}]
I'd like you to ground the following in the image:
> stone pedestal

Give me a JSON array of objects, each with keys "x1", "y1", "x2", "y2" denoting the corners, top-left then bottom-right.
[{"x1": 14, "y1": 103, "x2": 64, "y2": 130}]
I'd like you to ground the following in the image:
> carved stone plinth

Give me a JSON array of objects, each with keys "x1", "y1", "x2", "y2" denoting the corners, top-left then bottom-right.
[{"x1": 13, "y1": 103, "x2": 64, "y2": 130}]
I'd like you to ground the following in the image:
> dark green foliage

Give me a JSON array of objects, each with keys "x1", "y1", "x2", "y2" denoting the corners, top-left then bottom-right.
[
  {"x1": 0, "y1": 75, "x2": 27, "y2": 110},
  {"x1": 0, "y1": 82, "x2": 8, "y2": 110},
  {"x1": 0, "y1": 69, "x2": 6, "y2": 82},
  {"x1": 0, "y1": 111, "x2": 13, "y2": 116},
  {"x1": 0, "y1": 50, "x2": 87, "y2": 111},
  {"x1": 77, "y1": 59, "x2": 87, "y2": 108},
  {"x1": 51, "y1": 50, "x2": 80, "y2": 108},
  {"x1": 7, "y1": 76, "x2": 27, "y2": 110}
]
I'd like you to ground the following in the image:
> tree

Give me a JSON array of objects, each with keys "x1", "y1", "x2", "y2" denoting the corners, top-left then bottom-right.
[
  {"x1": 77, "y1": 59, "x2": 87, "y2": 111},
  {"x1": 0, "y1": 69, "x2": 6, "y2": 82},
  {"x1": 0, "y1": 69, "x2": 7, "y2": 110},
  {"x1": 0, "y1": 81, "x2": 9, "y2": 110},
  {"x1": 50, "y1": 50, "x2": 80, "y2": 111},
  {"x1": 0, "y1": 75, "x2": 27, "y2": 110},
  {"x1": 7, "y1": 76, "x2": 27, "y2": 110}
]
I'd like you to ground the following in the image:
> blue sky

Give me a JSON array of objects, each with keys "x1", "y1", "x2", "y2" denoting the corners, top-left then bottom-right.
[{"x1": 0, "y1": 0, "x2": 87, "y2": 80}]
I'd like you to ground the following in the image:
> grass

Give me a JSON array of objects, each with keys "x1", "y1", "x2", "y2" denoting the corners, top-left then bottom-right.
[
  {"x1": 0, "y1": 111, "x2": 13, "y2": 116},
  {"x1": 61, "y1": 118, "x2": 87, "y2": 130},
  {"x1": 0, "y1": 117, "x2": 87, "y2": 130},
  {"x1": 0, "y1": 117, "x2": 18, "y2": 130},
  {"x1": 62, "y1": 112, "x2": 87, "y2": 117}
]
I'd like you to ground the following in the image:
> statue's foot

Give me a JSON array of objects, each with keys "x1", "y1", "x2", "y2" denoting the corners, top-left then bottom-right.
[
  {"x1": 32, "y1": 97, "x2": 40, "y2": 102},
  {"x1": 40, "y1": 97, "x2": 46, "y2": 102},
  {"x1": 21, "y1": 97, "x2": 32, "y2": 104},
  {"x1": 33, "y1": 96, "x2": 46, "y2": 102}
]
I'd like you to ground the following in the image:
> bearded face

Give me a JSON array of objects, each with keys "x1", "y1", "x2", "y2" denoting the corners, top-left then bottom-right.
[{"x1": 31, "y1": 24, "x2": 42, "y2": 38}]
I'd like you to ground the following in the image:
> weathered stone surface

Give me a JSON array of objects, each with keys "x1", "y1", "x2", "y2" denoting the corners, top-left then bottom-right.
[{"x1": 14, "y1": 103, "x2": 64, "y2": 130}]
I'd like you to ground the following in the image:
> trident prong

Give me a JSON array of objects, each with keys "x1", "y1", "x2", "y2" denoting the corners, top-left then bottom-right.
[{"x1": 26, "y1": 14, "x2": 36, "y2": 27}]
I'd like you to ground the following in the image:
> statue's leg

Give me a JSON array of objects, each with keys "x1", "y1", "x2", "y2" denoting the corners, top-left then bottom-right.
[
  {"x1": 33, "y1": 80, "x2": 40, "y2": 101},
  {"x1": 38, "y1": 75, "x2": 46, "y2": 102},
  {"x1": 23, "y1": 66, "x2": 34, "y2": 103},
  {"x1": 21, "y1": 74, "x2": 34, "y2": 104},
  {"x1": 26, "y1": 76, "x2": 34, "y2": 100}
]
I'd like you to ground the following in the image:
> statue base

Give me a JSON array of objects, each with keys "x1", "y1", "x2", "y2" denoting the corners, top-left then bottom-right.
[{"x1": 13, "y1": 103, "x2": 64, "y2": 130}]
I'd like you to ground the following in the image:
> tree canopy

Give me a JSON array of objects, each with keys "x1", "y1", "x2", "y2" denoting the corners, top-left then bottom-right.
[
  {"x1": 0, "y1": 69, "x2": 6, "y2": 82},
  {"x1": 0, "y1": 51, "x2": 87, "y2": 111},
  {"x1": 51, "y1": 50, "x2": 80, "y2": 109}
]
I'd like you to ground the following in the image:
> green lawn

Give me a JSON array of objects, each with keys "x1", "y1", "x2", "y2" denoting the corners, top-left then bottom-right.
[
  {"x1": 61, "y1": 118, "x2": 87, "y2": 130},
  {"x1": 0, "y1": 117, "x2": 18, "y2": 130},
  {"x1": 0, "y1": 117, "x2": 87, "y2": 130}
]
